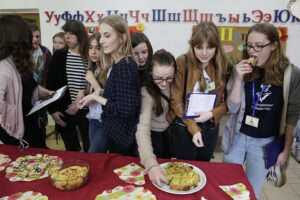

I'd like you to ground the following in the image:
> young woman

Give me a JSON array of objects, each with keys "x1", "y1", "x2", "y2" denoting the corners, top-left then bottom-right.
[
  {"x1": 131, "y1": 32, "x2": 153, "y2": 83},
  {"x1": 79, "y1": 15, "x2": 141, "y2": 156},
  {"x1": 222, "y1": 23, "x2": 300, "y2": 198},
  {"x1": 0, "y1": 15, "x2": 54, "y2": 148},
  {"x1": 53, "y1": 32, "x2": 67, "y2": 52},
  {"x1": 77, "y1": 32, "x2": 108, "y2": 153},
  {"x1": 169, "y1": 22, "x2": 228, "y2": 161},
  {"x1": 46, "y1": 20, "x2": 90, "y2": 152},
  {"x1": 136, "y1": 49, "x2": 176, "y2": 186}
]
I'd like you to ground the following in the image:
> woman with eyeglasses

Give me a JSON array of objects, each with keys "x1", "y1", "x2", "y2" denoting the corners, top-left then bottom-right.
[
  {"x1": 136, "y1": 49, "x2": 176, "y2": 186},
  {"x1": 168, "y1": 22, "x2": 229, "y2": 162},
  {"x1": 222, "y1": 23, "x2": 300, "y2": 198}
]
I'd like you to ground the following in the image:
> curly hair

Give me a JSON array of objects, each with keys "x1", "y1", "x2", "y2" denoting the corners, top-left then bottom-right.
[{"x1": 0, "y1": 15, "x2": 34, "y2": 80}]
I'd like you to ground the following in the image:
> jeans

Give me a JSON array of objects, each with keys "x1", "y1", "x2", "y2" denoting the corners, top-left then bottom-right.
[
  {"x1": 223, "y1": 132, "x2": 275, "y2": 199},
  {"x1": 88, "y1": 119, "x2": 108, "y2": 153}
]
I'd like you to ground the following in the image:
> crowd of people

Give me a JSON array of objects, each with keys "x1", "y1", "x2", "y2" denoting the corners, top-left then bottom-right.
[{"x1": 0, "y1": 14, "x2": 299, "y2": 199}]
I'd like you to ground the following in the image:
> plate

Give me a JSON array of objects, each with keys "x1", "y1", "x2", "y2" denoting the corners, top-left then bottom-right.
[
  {"x1": 0, "y1": 191, "x2": 48, "y2": 200},
  {"x1": 152, "y1": 162, "x2": 206, "y2": 195},
  {"x1": 5, "y1": 154, "x2": 63, "y2": 182},
  {"x1": 0, "y1": 153, "x2": 11, "y2": 171}
]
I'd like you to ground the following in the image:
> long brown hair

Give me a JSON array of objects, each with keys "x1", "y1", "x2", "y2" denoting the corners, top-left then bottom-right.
[
  {"x1": 145, "y1": 49, "x2": 176, "y2": 116},
  {"x1": 243, "y1": 23, "x2": 290, "y2": 85},
  {"x1": 62, "y1": 20, "x2": 88, "y2": 62},
  {"x1": 0, "y1": 15, "x2": 34, "y2": 80},
  {"x1": 85, "y1": 32, "x2": 107, "y2": 94},
  {"x1": 186, "y1": 22, "x2": 228, "y2": 91},
  {"x1": 99, "y1": 15, "x2": 134, "y2": 70}
]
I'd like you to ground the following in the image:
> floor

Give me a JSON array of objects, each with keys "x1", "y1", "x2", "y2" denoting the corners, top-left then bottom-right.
[{"x1": 1, "y1": 116, "x2": 299, "y2": 200}]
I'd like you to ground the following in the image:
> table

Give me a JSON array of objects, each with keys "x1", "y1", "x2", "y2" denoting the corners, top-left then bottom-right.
[{"x1": 0, "y1": 144, "x2": 256, "y2": 199}]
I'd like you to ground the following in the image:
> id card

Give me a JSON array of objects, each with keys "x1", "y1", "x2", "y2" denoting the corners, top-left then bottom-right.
[
  {"x1": 245, "y1": 115, "x2": 259, "y2": 128},
  {"x1": 204, "y1": 81, "x2": 215, "y2": 92}
]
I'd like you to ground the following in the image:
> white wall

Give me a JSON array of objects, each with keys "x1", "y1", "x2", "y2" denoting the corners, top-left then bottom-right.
[{"x1": 1, "y1": 0, "x2": 299, "y2": 65}]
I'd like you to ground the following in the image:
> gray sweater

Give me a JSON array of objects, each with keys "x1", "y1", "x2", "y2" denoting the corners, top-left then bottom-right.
[{"x1": 221, "y1": 65, "x2": 300, "y2": 154}]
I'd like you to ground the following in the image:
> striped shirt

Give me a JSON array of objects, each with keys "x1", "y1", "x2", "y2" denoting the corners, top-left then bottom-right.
[{"x1": 66, "y1": 50, "x2": 87, "y2": 102}]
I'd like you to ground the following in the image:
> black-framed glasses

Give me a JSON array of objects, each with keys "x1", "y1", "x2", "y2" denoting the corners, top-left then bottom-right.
[
  {"x1": 152, "y1": 76, "x2": 175, "y2": 83},
  {"x1": 244, "y1": 42, "x2": 273, "y2": 52}
]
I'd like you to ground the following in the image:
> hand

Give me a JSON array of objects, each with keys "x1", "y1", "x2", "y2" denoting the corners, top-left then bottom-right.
[
  {"x1": 51, "y1": 112, "x2": 66, "y2": 127},
  {"x1": 78, "y1": 94, "x2": 98, "y2": 109},
  {"x1": 235, "y1": 60, "x2": 253, "y2": 80},
  {"x1": 148, "y1": 165, "x2": 168, "y2": 187},
  {"x1": 93, "y1": 89, "x2": 104, "y2": 96},
  {"x1": 38, "y1": 86, "x2": 55, "y2": 100},
  {"x1": 194, "y1": 111, "x2": 213, "y2": 123},
  {"x1": 276, "y1": 151, "x2": 289, "y2": 166},
  {"x1": 65, "y1": 102, "x2": 79, "y2": 115},
  {"x1": 76, "y1": 91, "x2": 85, "y2": 109},
  {"x1": 85, "y1": 70, "x2": 97, "y2": 85},
  {"x1": 192, "y1": 132, "x2": 204, "y2": 147}
]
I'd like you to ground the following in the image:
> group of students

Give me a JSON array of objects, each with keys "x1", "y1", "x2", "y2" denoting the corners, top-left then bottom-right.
[{"x1": 0, "y1": 14, "x2": 300, "y2": 199}]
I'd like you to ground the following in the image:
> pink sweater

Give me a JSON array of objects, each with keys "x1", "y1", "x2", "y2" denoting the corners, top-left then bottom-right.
[{"x1": 0, "y1": 57, "x2": 24, "y2": 140}]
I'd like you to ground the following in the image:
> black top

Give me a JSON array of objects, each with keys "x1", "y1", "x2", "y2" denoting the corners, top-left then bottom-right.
[
  {"x1": 240, "y1": 70, "x2": 283, "y2": 138},
  {"x1": 46, "y1": 49, "x2": 72, "y2": 114},
  {"x1": 102, "y1": 57, "x2": 141, "y2": 148}
]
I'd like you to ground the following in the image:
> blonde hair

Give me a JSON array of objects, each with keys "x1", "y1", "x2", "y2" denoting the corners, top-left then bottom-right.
[
  {"x1": 99, "y1": 15, "x2": 134, "y2": 69},
  {"x1": 186, "y1": 22, "x2": 228, "y2": 91},
  {"x1": 85, "y1": 32, "x2": 107, "y2": 94}
]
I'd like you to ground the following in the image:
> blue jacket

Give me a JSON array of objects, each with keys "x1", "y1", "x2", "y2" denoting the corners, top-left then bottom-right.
[{"x1": 102, "y1": 57, "x2": 141, "y2": 148}]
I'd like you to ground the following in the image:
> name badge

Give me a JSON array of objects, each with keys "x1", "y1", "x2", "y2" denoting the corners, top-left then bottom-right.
[
  {"x1": 205, "y1": 82, "x2": 215, "y2": 92},
  {"x1": 245, "y1": 115, "x2": 259, "y2": 128}
]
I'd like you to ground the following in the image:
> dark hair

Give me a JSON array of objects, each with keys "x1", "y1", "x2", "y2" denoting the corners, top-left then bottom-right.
[
  {"x1": 62, "y1": 20, "x2": 88, "y2": 61},
  {"x1": 145, "y1": 49, "x2": 176, "y2": 116},
  {"x1": 243, "y1": 23, "x2": 290, "y2": 85},
  {"x1": 29, "y1": 23, "x2": 40, "y2": 32},
  {"x1": 131, "y1": 32, "x2": 153, "y2": 68},
  {"x1": 0, "y1": 15, "x2": 34, "y2": 79}
]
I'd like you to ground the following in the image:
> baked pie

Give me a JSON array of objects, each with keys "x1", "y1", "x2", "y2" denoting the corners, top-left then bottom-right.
[{"x1": 164, "y1": 162, "x2": 200, "y2": 191}]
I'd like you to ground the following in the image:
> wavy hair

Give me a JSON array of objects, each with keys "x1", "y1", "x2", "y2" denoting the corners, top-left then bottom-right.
[
  {"x1": 62, "y1": 20, "x2": 88, "y2": 62},
  {"x1": 243, "y1": 23, "x2": 290, "y2": 85},
  {"x1": 186, "y1": 22, "x2": 228, "y2": 91},
  {"x1": 99, "y1": 15, "x2": 134, "y2": 69},
  {"x1": 85, "y1": 32, "x2": 107, "y2": 94},
  {"x1": 0, "y1": 15, "x2": 34, "y2": 80}
]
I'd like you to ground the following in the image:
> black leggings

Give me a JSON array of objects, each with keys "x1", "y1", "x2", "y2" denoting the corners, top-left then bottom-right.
[
  {"x1": 151, "y1": 129, "x2": 172, "y2": 159},
  {"x1": 171, "y1": 121, "x2": 219, "y2": 161}
]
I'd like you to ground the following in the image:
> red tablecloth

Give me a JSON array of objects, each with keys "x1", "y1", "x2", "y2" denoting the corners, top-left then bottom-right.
[{"x1": 0, "y1": 144, "x2": 256, "y2": 200}]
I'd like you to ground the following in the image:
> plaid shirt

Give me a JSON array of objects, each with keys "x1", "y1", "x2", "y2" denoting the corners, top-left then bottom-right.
[{"x1": 102, "y1": 57, "x2": 141, "y2": 148}]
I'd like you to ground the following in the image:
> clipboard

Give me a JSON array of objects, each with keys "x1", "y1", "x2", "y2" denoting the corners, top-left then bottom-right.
[
  {"x1": 27, "y1": 86, "x2": 68, "y2": 116},
  {"x1": 183, "y1": 92, "x2": 217, "y2": 119}
]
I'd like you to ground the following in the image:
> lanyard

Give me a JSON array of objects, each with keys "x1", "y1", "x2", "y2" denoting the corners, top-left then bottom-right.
[{"x1": 252, "y1": 82, "x2": 267, "y2": 116}]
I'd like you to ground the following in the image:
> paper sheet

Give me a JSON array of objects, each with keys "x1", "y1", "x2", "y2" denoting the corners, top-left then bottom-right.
[
  {"x1": 185, "y1": 93, "x2": 217, "y2": 117},
  {"x1": 27, "y1": 86, "x2": 67, "y2": 116}
]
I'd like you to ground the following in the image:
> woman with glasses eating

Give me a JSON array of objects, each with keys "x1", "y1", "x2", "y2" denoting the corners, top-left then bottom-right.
[
  {"x1": 222, "y1": 23, "x2": 300, "y2": 198},
  {"x1": 136, "y1": 49, "x2": 176, "y2": 187},
  {"x1": 168, "y1": 22, "x2": 229, "y2": 162}
]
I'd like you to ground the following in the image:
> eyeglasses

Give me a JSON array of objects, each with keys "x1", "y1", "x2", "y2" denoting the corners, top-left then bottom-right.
[
  {"x1": 244, "y1": 42, "x2": 273, "y2": 52},
  {"x1": 152, "y1": 76, "x2": 175, "y2": 83}
]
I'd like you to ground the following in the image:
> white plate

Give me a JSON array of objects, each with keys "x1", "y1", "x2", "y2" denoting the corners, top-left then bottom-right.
[{"x1": 152, "y1": 162, "x2": 207, "y2": 195}]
